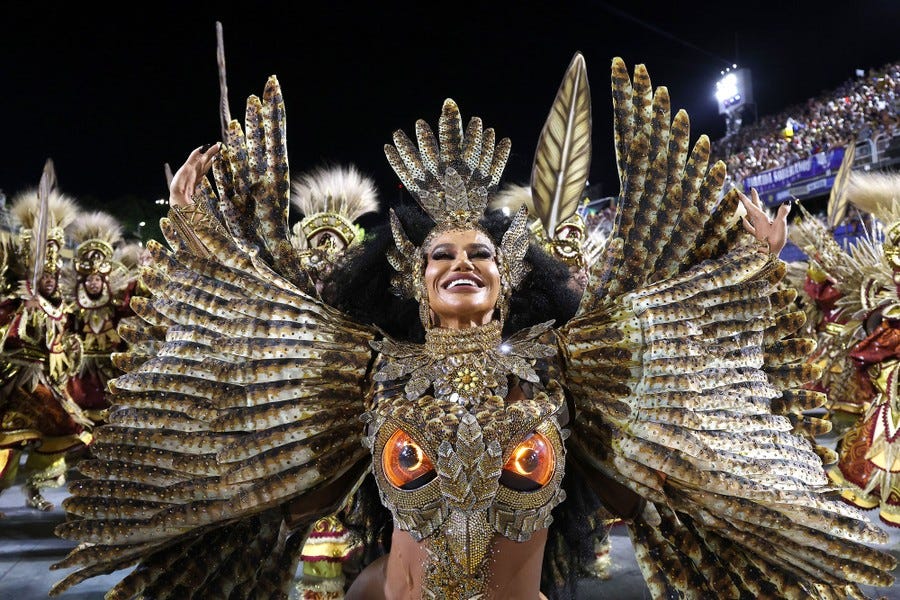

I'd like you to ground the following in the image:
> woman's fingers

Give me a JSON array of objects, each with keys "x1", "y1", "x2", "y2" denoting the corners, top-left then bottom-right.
[
  {"x1": 749, "y1": 187, "x2": 763, "y2": 209},
  {"x1": 741, "y1": 215, "x2": 757, "y2": 235},
  {"x1": 169, "y1": 143, "x2": 221, "y2": 207},
  {"x1": 738, "y1": 191, "x2": 759, "y2": 234},
  {"x1": 768, "y1": 200, "x2": 791, "y2": 254},
  {"x1": 775, "y1": 200, "x2": 791, "y2": 224},
  {"x1": 737, "y1": 188, "x2": 790, "y2": 253}
]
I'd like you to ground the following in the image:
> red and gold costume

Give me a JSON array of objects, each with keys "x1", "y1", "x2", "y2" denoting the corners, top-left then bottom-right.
[
  {"x1": 63, "y1": 212, "x2": 139, "y2": 424},
  {"x1": 790, "y1": 171, "x2": 900, "y2": 527},
  {"x1": 0, "y1": 183, "x2": 90, "y2": 512}
]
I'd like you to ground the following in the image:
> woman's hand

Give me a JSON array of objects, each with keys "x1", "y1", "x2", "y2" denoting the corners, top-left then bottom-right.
[
  {"x1": 168, "y1": 143, "x2": 220, "y2": 207},
  {"x1": 739, "y1": 187, "x2": 790, "y2": 254}
]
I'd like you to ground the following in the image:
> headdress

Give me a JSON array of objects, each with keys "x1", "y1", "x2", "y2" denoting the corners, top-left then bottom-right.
[
  {"x1": 9, "y1": 185, "x2": 78, "y2": 280},
  {"x1": 70, "y1": 211, "x2": 123, "y2": 278},
  {"x1": 384, "y1": 99, "x2": 531, "y2": 328},
  {"x1": 289, "y1": 165, "x2": 379, "y2": 277},
  {"x1": 846, "y1": 171, "x2": 900, "y2": 289}
]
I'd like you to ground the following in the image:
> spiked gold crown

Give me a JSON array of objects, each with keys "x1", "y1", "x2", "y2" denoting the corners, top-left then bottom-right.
[{"x1": 384, "y1": 99, "x2": 532, "y2": 327}]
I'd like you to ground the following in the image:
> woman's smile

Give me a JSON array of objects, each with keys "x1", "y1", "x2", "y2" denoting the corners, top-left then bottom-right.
[{"x1": 442, "y1": 272, "x2": 485, "y2": 291}]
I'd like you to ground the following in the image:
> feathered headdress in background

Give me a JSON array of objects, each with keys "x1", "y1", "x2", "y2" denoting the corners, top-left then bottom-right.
[
  {"x1": 290, "y1": 164, "x2": 379, "y2": 251},
  {"x1": 8, "y1": 168, "x2": 79, "y2": 283},
  {"x1": 62, "y1": 211, "x2": 133, "y2": 303},
  {"x1": 70, "y1": 211, "x2": 123, "y2": 276},
  {"x1": 846, "y1": 171, "x2": 900, "y2": 226}
]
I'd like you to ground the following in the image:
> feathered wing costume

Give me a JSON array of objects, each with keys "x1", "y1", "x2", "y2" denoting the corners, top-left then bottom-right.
[
  {"x1": 556, "y1": 61, "x2": 895, "y2": 597},
  {"x1": 51, "y1": 56, "x2": 895, "y2": 599}
]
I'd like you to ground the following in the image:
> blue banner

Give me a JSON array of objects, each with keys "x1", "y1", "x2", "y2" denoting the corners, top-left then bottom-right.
[{"x1": 742, "y1": 147, "x2": 846, "y2": 196}]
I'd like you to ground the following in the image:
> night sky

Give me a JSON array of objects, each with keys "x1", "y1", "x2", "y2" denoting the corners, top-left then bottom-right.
[{"x1": 2, "y1": 1, "x2": 898, "y2": 229}]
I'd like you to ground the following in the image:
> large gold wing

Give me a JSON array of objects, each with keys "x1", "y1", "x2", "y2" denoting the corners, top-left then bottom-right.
[
  {"x1": 559, "y1": 57, "x2": 895, "y2": 598},
  {"x1": 50, "y1": 76, "x2": 376, "y2": 599}
]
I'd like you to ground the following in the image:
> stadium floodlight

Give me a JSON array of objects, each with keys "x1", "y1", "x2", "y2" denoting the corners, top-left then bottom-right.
[{"x1": 715, "y1": 67, "x2": 753, "y2": 115}]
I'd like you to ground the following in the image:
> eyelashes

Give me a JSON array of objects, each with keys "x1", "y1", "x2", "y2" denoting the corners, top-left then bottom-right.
[{"x1": 429, "y1": 246, "x2": 495, "y2": 261}]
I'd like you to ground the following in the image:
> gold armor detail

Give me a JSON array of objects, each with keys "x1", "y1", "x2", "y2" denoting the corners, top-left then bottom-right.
[{"x1": 365, "y1": 324, "x2": 567, "y2": 598}]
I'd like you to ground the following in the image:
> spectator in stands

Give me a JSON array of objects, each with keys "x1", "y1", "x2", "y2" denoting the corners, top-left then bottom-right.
[{"x1": 713, "y1": 61, "x2": 899, "y2": 185}]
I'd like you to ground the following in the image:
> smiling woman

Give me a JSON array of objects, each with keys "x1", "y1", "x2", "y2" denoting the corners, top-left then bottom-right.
[
  {"x1": 332, "y1": 97, "x2": 580, "y2": 598},
  {"x1": 424, "y1": 229, "x2": 501, "y2": 329},
  {"x1": 50, "y1": 54, "x2": 897, "y2": 600}
]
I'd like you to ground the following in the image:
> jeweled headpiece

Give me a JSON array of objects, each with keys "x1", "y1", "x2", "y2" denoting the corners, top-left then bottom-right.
[
  {"x1": 384, "y1": 99, "x2": 531, "y2": 327},
  {"x1": 70, "y1": 211, "x2": 123, "y2": 278},
  {"x1": 289, "y1": 165, "x2": 380, "y2": 277}
]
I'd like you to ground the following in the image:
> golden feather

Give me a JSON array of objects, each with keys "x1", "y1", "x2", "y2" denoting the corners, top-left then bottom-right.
[
  {"x1": 31, "y1": 158, "x2": 57, "y2": 291},
  {"x1": 531, "y1": 52, "x2": 592, "y2": 234},
  {"x1": 826, "y1": 141, "x2": 856, "y2": 229}
]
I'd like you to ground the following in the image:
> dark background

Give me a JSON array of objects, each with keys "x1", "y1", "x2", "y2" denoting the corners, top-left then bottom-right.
[{"x1": 2, "y1": 1, "x2": 897, "y2": 238}]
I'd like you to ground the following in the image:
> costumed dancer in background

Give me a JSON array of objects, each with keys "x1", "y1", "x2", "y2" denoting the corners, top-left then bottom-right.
[
  {"x1": 783, "y1": 141, "x2": 874, "y2": 420},
  {"x1": 50, "y1": 53, "x2": 896, "y2": 600},
  {"x1": 0, "y1": 163, "x2": 91, "y2": 513},
  {"x1": 289, "y1": 164, "x2": 377, "y2": 599},
  {"x1": 112, "y1": 240, "x2": 152, "y2": 300},
  {"x1": 289, "y1": 164, "x2": 379, "y2": 296},
  {"x1": 791, "y1": 171, "x2": 900, "y2": 527},
  {"x1": 63, "y1": 211, "x2": 139, "y2": 427}
]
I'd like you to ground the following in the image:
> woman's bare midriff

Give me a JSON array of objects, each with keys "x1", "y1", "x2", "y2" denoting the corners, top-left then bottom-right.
[{"x1": 346, "y1": 527, "x2": 550, "y2": 600}]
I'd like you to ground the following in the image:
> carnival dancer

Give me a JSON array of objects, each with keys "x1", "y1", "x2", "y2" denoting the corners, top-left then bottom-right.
[
  {"x1": 792, "y1": 171, "x2": 900, "y2": 527},
  {"x1": 51, "y1": 55, "x2": 895, "y2": 600},
  {"x1": 63, "y1": 211, "x2": 139, "y2": 426},
  {"x1": 0, "y1": 166, "x2": 90, "y2": 513}
]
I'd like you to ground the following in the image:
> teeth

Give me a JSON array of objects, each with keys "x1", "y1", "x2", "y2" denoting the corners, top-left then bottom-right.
[{"x1": 448, "y1": 279, "x2": 478, "y2": 289}]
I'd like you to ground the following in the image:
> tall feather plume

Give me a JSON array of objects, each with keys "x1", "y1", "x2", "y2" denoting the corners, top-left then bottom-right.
[
  {"x1": 826, "y1": 141, "x2": 856, "y2": 229},
  {"x1": 216, "y1": 21, "x2": 232, "y2": 141},
  {"x1": 845, "y1": 171, "x2": 900, "y2": 224},
  {"x1": 290, "y1": 165, "x2": 379, "y2": 223},
  {"x1": 9, "y1": 186, "x2": 79, "y2": 233},
  {"x1": 531, "y1": 52, "x2": 592, "y2": 235},
  {"x1": 163, "y1": 163, "x2": 174, "y2": 190},
  {"x1": 31, "y1": 159, "x2": 57, "y2": 292},
  {"x1": 69, "y1": 211, "x2": 125, "y2": 247},
  {"x1": 487, "y1": 183, "x2": 535, "y2": 216}
]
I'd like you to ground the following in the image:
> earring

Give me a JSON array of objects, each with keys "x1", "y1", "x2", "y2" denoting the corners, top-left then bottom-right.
[
  {"x1": 495, "y1": 289, "x2": 509, "y2": 325},
  {"x1": 419, "y1": 297, "x2": 432, "y2": 330},
  {"x1": 416, "y1": 277, "x2": 432, "y2": 330}
]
